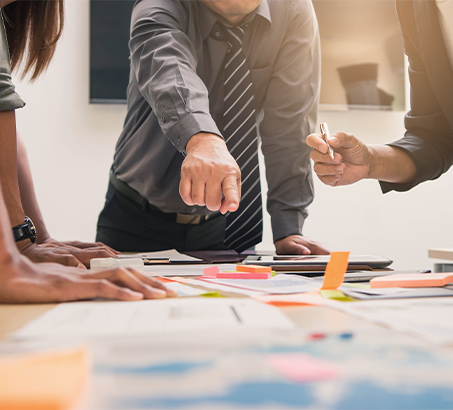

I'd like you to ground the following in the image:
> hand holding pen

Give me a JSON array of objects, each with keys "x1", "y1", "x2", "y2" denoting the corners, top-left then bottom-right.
[
  {"x1": 306, "y1": 124, "x2": 373, "y2": 187},
  {"x1": 320, "y1": 123, "x2": 335, "y2": 160}
]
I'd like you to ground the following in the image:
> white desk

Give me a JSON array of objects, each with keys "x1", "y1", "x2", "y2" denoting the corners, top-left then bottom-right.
[{"x1": 1, "y1": 299, "x2": 453, "y2": 409}]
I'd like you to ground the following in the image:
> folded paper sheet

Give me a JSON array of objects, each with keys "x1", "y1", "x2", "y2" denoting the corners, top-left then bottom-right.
[{"x1": 0, "y1": 347, "x2": 89, "y2": 410}]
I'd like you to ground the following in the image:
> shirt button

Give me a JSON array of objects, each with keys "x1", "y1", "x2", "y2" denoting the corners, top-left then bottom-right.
[
  {"x1": 215, "y1": 32, "x2": 221, "y2": 37},
  {"x1": 191, "y1": 208, "x2": 197, "y2": 213},
  {"x1": 176, "y1": 137, "x2": 181, "y2": 146}
]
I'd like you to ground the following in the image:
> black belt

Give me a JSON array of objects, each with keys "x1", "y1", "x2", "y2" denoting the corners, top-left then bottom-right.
[{"x1": 109, "y1": 169, "x2": 220, "y2": 225}]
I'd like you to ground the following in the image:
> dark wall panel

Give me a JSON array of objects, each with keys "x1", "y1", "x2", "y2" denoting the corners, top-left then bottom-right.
[{"x1": 90, "y1": 0, "x2": 135, "y2": 104}]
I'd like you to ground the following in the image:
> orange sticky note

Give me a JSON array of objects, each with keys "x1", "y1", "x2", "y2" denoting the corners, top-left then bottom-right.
[
  {"x1": 370, "y1": 272, "x2": 453, "y2": 288},
  {"x1": 236, "y1": 265, "x2": 272, "y2": 273},
  {"x1": 321, "y1": 251, "x2": 350, "y2": 290},
  {"x1": 0, "y1": 347, "x2": 90, "y2": 410}
]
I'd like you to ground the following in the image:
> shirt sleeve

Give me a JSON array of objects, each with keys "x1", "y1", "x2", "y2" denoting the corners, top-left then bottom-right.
[
  {"x1": 380, "y1": 1, "x2": 453, "y2": 194},
  {"x1": 0, "y1": 13, "x2": 25, "y2": 112},
  {"x1": 129, "y1": 0, "x2": 221, "y2": 153},
  {"x1": 259, "y1": 0, "x2": 320, "y2": 242}
]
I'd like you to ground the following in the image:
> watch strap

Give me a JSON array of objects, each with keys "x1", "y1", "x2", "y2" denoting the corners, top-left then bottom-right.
[{"x1": 12, "y1": 217, "x2": 37, "y2": 243}]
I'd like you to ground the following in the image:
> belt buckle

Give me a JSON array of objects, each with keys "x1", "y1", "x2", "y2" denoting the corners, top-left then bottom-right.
[{"x1": 176, "y1": 214, "x2": 202, "y2": 225}]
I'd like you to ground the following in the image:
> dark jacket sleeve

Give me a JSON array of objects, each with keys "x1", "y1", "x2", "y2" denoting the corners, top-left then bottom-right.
[
  {"x1": 128, "y1": 0, "x2": 221, "y2": 153},
  {"x1": 380, "y1": 0, "x2": 453, "y2": 193}
]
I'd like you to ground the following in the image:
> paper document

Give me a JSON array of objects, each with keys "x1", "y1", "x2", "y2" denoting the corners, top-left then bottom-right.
[
  {"x1": 143, "y1": 264, "x2": 237, "y2": 277},
  {"x1": 340, "y1": 286, "x2": 453, "y2": 300},
  {"x1": 330, "y1": 298, "x2": 453, "y2": 346},
  {"x1": 15, "y1": 298, "x2": 295, "y2": 339},
  {"x1": 180, "y1": 278, "x2": 267, "y2": 296},
  {"x1": 198, "y1": 274, "x2": 321, "y2": 294},
  {"x1": 163, "y1": 282, "x2": 207, "y2": 297}
]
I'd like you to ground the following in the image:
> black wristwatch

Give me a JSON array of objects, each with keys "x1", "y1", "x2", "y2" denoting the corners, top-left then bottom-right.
[{"x1": 12, "y1": 216, "x2": 37, "y2": 243}]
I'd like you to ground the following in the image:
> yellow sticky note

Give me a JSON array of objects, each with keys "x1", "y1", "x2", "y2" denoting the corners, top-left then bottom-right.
[
  {"x1": 320, "y1": 290, "x2": 356, "y2": 302},
  {"x1": 0, "y1": 347, "x2": 90, "y2": 410},
  {"x1": 200, "y1": 292, "x2": 225, "y2": 298},
  {"x1": 321, "y1": 251, "x2": 350, "y2": 290}
]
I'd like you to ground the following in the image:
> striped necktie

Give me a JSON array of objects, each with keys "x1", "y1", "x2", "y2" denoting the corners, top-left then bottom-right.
[{"x1": 222, "y1": 25, "x2": 263, "y2": 253}]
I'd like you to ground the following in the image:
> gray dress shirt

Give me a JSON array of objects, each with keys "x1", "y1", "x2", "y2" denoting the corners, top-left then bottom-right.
[
  {"x1": 0, "y1": 12, "x2": 24, "y2": 112},
  {"x1": 113, "y1": 0, "x2": 320, "y2": 242}
]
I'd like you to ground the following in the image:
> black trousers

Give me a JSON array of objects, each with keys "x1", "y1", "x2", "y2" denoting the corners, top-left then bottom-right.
[{"x1": 96, "y1": 184, "x2": 228, "y2": 252}]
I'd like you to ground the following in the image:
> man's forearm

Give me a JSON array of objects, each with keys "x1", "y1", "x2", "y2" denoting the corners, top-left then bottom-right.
[
  {"x1": 368, "y1": 145, "x2": 417, "y2": 184},
  {"x1": 0, "y1": 111, "x2": 25, "y2": 227},
  {"x1": 16, "y1": 133, "x2": 50, "y2": 243}
]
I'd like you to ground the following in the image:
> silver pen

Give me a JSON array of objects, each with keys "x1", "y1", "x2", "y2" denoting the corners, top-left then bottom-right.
[{"x1": 320, "y1": 123, "x2": 335, "y2": 160}]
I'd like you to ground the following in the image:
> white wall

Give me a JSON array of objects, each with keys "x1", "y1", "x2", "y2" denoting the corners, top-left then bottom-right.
[{"x1": 14, "y1": 0, "x2": 453, "y2": 271}]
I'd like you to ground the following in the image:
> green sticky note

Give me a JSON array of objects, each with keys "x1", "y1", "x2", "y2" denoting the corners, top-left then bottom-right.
[
  {"x1": 200, "y1": 292, "x2": 224, "y2": 298},
  {"x1": 320, "y1": 290, "x2": 356, "y2": 302}
]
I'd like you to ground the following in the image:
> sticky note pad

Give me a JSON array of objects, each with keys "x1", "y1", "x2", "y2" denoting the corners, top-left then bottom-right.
[
  {"x1": 236, "y1": 265, "x2": 272, "y2": 273},
  {"x1": 268, "y1": 353, "x2": 338, "y2": 383},
  {"x1": 370, "y1": 273, "x2": 453, "y2": 288},
  {"x1": 321, "y1": 251, "x2": 350, "y2": 290},
  {"x1": 0, "y1": 347, "x2": 90, "y2": 410},
  {"x1": 203, "y1": 266, "x2": 220, "y2": 278},
  {"x1": 217, "y1": 272, "x2": 271, "y2": 279}
]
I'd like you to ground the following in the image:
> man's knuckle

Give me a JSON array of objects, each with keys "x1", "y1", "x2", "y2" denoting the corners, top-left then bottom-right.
[
  {"x1": 96, "y1": 279, "x2": 110, "y2": 291},
  {"x1": 62, "y1": 254, "x2": 76, "y2": 263}
]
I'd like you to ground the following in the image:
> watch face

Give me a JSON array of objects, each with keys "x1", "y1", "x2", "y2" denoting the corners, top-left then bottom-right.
[{"x1": 24, "y1": 216, "x2": 37, "y2": 242}]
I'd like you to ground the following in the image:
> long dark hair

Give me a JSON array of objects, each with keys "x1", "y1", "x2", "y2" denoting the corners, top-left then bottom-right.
[{"x1": 2, "y1": 1, "x2": 64, "y2": 81}]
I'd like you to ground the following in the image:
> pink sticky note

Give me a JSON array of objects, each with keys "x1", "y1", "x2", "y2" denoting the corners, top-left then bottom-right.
[
  {"x1": 268, "y1": 353, "x2": 338, "y2": 383},
  {"x1": 216, "y1": 272, "x2": 271, "y2": 279},
  {"x1": 203, "y1": 266, "x2": 220, "y2": 278}
]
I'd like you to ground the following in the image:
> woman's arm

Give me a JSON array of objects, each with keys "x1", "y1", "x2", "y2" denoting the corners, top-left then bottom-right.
[
  {"x1": 0, "y1": 167, "x2": 176, "y2": 302},
  {"x1": 16, "y1": 132, "x2": 51, "y2": 243},
  {"x1": 0, "y1": 111, "x2": 25, "y2": 227}
]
